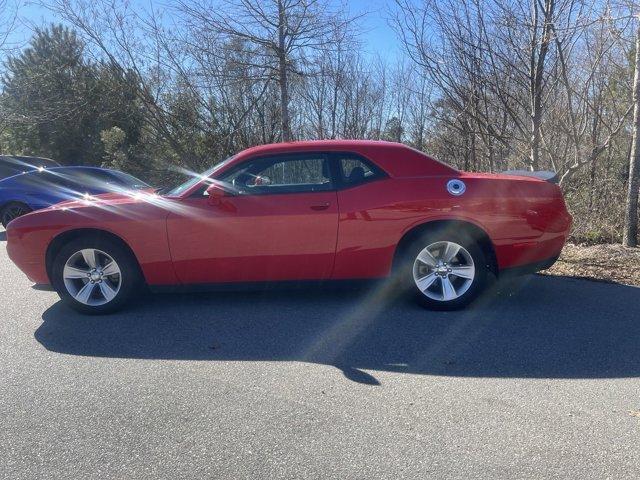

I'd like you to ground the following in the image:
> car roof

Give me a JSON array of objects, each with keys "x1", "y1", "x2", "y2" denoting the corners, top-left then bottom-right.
[
  {"x1": 233, "y1": 140, "x2": 419, "y2": 159},
  {"x1": 229, "y1": 140, "x2": 457, "y2": 178}
]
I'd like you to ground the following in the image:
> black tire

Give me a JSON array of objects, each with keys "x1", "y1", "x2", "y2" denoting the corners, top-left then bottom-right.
[
  {"x1": 397, "y1": 229, "x2": 489, "y2": 310},
  {"x1": 1, "y1": 202, "x2": 32, "y2": 228},
  {"x1": 50, "y1": 235, "x2": 142, "y2": 314}
]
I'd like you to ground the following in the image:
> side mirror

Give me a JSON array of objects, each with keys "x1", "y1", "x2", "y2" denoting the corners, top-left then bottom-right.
[{"x1": 205, "y1": 183, "x2": 229, "y2": 204}]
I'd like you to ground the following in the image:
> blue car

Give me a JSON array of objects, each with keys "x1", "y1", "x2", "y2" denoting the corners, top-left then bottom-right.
[{"x1": 0, "y1": 166, "x2": 151, "y2": 227}]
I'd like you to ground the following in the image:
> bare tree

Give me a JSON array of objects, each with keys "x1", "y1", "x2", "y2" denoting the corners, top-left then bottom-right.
[
  {"x1": 624, "y1": 16, "x2": 640, "y2": 247},
  {"x1": 0, "y1": 0, "x2": 21, "y2": 53},
  {"x1": 391, "y1": 0, "x2": 599, "y2": 171},
  {"x1": 175, "y1": 0, "x2": 358, "y2": 142}
]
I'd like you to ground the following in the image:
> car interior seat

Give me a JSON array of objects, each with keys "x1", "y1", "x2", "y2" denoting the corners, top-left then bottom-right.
[{"x1": 347, "y1": 166, "x2": 365, "y2": 184}]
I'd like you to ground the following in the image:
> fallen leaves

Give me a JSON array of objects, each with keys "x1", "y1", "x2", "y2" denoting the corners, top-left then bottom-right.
[{"x1": 542, "y1": 243, "x2": 640, "y2": 286}]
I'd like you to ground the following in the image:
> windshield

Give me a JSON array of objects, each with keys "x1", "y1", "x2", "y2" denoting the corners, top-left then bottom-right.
[
  {"x1": 110, "y1": 170, "x2": 152, "y2": 190},
  {"x1": 165, "y1": 156, "x2": 235, "y2": 196},
  {"x1": 0, "y1": 156, "x2": 59, "y2": 180}
]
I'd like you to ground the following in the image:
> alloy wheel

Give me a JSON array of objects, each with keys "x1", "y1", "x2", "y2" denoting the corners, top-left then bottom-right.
[
  {"x1": 412, "y1": 241, "x2": 475, "y2": 302},
  {"x1": 62, "y1": 249, "x2": 122, "y2": 306}
]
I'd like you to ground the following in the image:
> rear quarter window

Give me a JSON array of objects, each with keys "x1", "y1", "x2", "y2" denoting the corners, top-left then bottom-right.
[{"x1": 335, "y1": 154, "x2": 386, "y2": 188}]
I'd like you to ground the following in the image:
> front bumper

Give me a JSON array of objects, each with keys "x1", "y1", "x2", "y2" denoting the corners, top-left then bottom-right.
[{"x1": 6, "y1": 227, "x2": 50, "y2": 285}]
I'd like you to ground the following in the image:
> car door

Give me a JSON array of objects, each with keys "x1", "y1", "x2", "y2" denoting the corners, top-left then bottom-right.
[
  {"x1": 167, "y1": 152, "x2": 339, "y2": 284},
  {"x1": 332, "y1": 153, "x2": 393, "y2": 279}
]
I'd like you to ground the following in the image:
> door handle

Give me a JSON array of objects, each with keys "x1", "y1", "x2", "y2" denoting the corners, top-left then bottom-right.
[{"x1": 310, "y1": 202, "x2": 330, "y2": 211}]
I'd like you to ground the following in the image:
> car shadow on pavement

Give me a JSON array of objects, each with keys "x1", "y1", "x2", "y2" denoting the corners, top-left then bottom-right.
[{"x1": 36, "y1": 275, "x2": 640, "y2": 385}]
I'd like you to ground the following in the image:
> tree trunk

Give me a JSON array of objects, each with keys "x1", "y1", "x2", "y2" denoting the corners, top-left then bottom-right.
[
  {"x1": 277, "y1": 0, "x2": 292, "y2": 142},
  {"x1": 528, "y1": 0, "x2": 554, "y2": 171},
  {"x1": 623, "y1": 20, "x2": 640, "y2": 247},
  {"x1": 530, "y1": 110, "x2": 542, "y2": 171}
]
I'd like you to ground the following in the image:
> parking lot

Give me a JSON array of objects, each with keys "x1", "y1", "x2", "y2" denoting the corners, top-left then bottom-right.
[{"x1": 1, "y1": 226, "x2": 639, "y2": 479}]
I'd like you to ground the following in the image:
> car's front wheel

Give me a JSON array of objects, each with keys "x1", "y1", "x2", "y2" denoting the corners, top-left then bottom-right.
[
  {"x1": 51, "y1": 236, "x2": 142, "y2": 314},
  {"x1": 401, "y1": 231, "x2": 489, "y2": 310},
  {"x1": 1, "y1": 202, "x2": 32, "y2": 228}
]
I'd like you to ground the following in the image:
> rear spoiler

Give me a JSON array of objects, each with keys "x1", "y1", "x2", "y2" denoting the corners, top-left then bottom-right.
[{"x1": 502, "y1": 170, "x2": 558, "y2": 184}]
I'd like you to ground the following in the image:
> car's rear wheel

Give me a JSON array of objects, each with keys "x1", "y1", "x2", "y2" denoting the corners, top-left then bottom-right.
[
  {"x1": 1, "y1": 202, "x2": 32, "y2": 228},
  {"x1": 51, "y1": 236, "x2": 141, "y2": 314},
  {"x1": 400, "y1": 231, "x2": 489, "y2": 310}
]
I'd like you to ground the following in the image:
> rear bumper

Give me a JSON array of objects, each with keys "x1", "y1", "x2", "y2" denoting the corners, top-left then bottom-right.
[
  {"x1": 495, "y1": 232, "x2": 567, "y2": 270},
  {"x1": 499, "y1": 254, "x2": 560, "y2": 277},
  {"x1": 494, "y1": 201, "x2": 571, "y2": 272}
]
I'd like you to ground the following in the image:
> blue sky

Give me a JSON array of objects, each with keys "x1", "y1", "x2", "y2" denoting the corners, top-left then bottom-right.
[
  {"x1": 341, "y1": 0, "x2": 401, "y2": 60},
  {"x1": 7, "y1": 0, "x2": 401, "y2": 61}
]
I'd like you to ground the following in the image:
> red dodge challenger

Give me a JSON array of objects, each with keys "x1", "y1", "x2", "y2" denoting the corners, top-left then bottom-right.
[{"x1": 6, "y1": 140, "x2": 572, "y2": 314}]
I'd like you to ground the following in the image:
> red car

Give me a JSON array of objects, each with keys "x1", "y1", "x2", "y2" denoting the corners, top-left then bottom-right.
[{"x1": 6, "y1": 140, "x2": 571, "y2": 314}]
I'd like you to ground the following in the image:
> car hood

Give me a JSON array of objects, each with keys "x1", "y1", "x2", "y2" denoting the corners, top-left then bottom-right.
[
  {"x1": 50, "y1": 190, "x2": 159, "y2": 210},
  {"x1": 6, "y1": 189, "x2": 171, "y2": 233}
]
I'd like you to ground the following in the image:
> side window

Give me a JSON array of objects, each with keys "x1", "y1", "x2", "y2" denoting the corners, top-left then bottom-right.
[
  {"x1": 65, "y1": 170, "x2": 117, "y2": 190},
  {"x1": 111, "y1": 171, "x2": 150, "y2": 190},
  {"x1": 337, "y1": 155, "x2": 384, "y2": 187},
  {"x1": 220, "y1": 155, "x2": 333, "y2": 195}
]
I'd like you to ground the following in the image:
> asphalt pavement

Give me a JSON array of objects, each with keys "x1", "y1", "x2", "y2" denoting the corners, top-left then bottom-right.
[{"x1": 1, "y1": 226, "x2": 639, "y2": 479}]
